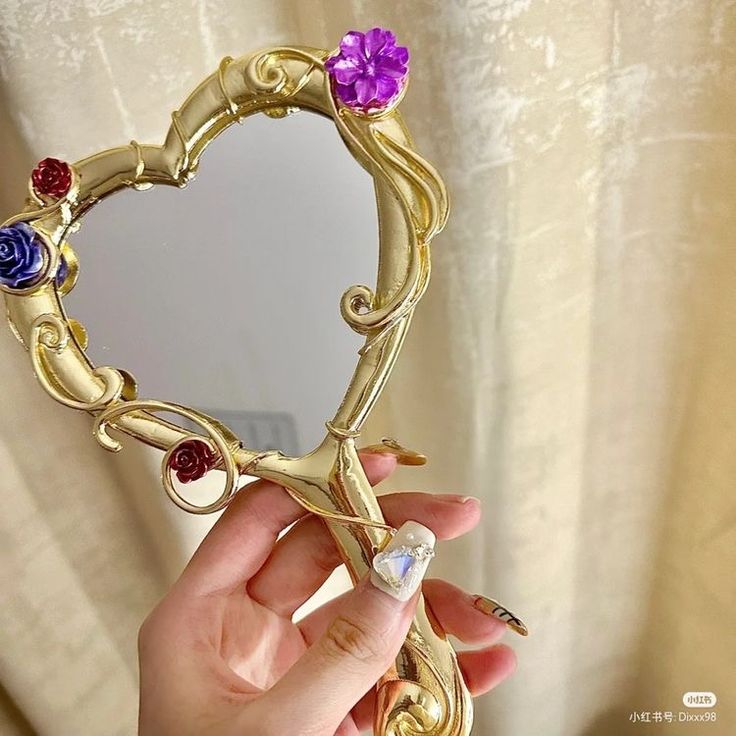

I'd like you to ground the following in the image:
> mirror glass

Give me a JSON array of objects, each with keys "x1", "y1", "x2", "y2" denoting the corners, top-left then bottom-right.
[{"x1": 62, "y1": 111, "x2": 378, "y2": 455}]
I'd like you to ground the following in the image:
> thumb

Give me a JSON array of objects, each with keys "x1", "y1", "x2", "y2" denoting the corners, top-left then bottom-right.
[{"x1": 258, "y1": 521, "x2": 436, "y2": 735}]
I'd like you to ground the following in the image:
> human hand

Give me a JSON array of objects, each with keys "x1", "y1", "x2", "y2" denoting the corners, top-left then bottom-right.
[{"x1": 138, "y1": 452, "x2": 520, "y2": 735}]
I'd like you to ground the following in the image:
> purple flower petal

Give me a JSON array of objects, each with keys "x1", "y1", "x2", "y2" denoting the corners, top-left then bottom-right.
[
  {"x1": 364, "y1": 27, "x2": 393, "y2": 57},
  {"x1": 330, "y1": 57, "x2": 362, "y2": 84},
  {"x1": 335, "y1": 82, "x2": 358, "y2": 105},
  {"x1": 391, "y1": 46, "x2": 409, "y2": 66},
  {"x1": 375, "y1": 55, "x2": 408, "y2": 78},
  {"x1": 375, "y1": 76, "x2": 400, "y2": 102},
  {"x1": 339, "y1": 31, "x2": 365, "y2": 59},
  {"x1": 355, "y1": 76, "x2": 378, "y2": 105}
]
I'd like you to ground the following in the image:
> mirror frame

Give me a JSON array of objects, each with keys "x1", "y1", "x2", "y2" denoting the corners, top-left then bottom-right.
[
  {"x1": 1, "y1": 38, "x2": 473, "y2": 736},
  {"x1": 2, "y1": 43, "x2": 448, "y2": 515}
]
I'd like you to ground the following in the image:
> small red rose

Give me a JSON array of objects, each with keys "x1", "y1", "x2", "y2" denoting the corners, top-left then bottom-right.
[
  {"x1": 31, "y1": 157, "x2": 72, "y2": 199},
  {"x1": 168, "y1": 439, "x2": 217, "y2": 483}
]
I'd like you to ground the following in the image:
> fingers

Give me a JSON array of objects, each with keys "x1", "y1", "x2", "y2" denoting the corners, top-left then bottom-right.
[
  {"x1": 252, "y1": 522, "x2": 434, "y2": 736},
  {"x1": 299, "y1": 578, "x2": 505, "y2": 649},
  {"x1": 357, "y1": 451, "x2": 400, "y2": 487},
  {"x1": 248, "y1": 492, "x2": 481, "y2": 615},
  {"x1": 300, "y1": 578, "x2": 517, "y2": 732},
  {"x1": 178, "y1": 452, "x2": 397, "y2": 595},
  {"x1": 458, "y1": 644, "x2": 517, "y2": 695},
  {"x1": 179, "y1": 478, "x2": 303, "y2": 595},
  {"x1": 422, "y1": 579, "x2": 507, "y2": 645}
]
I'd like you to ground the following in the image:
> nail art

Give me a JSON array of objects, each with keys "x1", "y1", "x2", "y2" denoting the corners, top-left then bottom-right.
[
  {"x1": 360, "y1": 436, "x2": 427, "y2": 466},
  {"x1": 473, "y1": 596, "x2": 529, "y2": 636},
  {"x1": 371, "y1": 521, "x2": 436, "y2": 601}
]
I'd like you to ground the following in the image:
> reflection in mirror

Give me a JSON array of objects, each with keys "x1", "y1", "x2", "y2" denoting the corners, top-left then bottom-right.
[{"x1": 62, "y1": 112, "x2": 378, "y2": 455}]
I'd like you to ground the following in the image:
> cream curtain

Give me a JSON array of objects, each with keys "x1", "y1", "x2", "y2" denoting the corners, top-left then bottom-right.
[{"x1": 1, "y1": 2, "x2": 734, "y2": 735}]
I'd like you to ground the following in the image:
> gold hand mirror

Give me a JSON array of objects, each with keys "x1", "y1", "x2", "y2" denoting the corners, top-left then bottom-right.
[{"x1": 1, "y1": 30, "x2": 473, "y2": 735}]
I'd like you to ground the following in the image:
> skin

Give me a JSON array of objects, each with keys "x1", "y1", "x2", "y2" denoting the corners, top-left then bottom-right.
[{"x1": 138, "y1": 452, "x2": 517, "y2": 736}]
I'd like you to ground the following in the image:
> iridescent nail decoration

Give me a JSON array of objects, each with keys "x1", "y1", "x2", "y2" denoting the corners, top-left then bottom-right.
[
  {"x1": 325, "y1": 28, "x2": 409, "y2": 114},
  {"x1": 371, "y1": 521, "x2": 435, "y2": 601}
]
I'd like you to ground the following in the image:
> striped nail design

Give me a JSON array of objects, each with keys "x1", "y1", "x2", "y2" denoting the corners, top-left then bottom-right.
[{"x1": 473, "y1": 595, "x2": 529, "y2": 636}]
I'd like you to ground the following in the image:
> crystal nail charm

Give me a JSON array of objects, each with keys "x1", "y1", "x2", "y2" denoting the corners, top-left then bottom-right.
[
  {"x1": 371, "y1": 521, "x2": 436, "y2": 601},
  {"x1": 374, "y1": 543, "x2": 434, "y2": 587}
]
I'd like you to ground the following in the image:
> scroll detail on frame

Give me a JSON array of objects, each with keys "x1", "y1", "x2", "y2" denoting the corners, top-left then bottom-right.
[{"x1": 0, "y1": 28, "x2": 472, "y2": 736}]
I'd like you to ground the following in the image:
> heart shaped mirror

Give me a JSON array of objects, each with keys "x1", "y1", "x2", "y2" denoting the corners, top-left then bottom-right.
[
  {"x1": 1, "y1": 32, "x2": 471, "y2": 736},
  {"x1": 63, "y1": 111, "x2": 378, "y2": 458}
]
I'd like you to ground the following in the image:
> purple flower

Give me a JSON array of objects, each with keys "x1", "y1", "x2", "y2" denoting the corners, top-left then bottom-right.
[
  {"x1": 325, "y1": 28, "x2": 409, "y2": 113},
  {"x1": 0, "y1": 222, "x2": 45, "y2": 289}
]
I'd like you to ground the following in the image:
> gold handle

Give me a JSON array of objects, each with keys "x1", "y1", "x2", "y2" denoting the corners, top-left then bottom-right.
[{"x1": 256, "y1": 436, "x2": 473, "y2": 736}]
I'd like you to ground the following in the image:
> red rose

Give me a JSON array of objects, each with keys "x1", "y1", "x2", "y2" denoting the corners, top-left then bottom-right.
[
  {"x1": 31, "y1": 157, "x2": 72, "y2": 199},
  {"x1": 168, "y1": 439, "x2": 216, "y2": 483}
]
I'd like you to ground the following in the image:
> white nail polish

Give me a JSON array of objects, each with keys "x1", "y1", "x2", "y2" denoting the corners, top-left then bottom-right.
[{"x1": 371, "y1": 521, "x2": 436, "y2": 601}]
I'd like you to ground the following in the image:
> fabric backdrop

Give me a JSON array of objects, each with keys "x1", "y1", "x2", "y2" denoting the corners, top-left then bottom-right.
[{"x1": 1, "y1": 2, "x2": 734, "y2": 735}]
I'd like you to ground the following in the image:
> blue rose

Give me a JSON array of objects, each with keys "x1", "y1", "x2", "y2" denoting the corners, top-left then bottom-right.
[{"x1": 0, "y1": 222, "x2": 45, "y2": 289}]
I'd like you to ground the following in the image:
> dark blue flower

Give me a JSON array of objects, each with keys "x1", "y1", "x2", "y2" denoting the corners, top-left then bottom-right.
[
  {"x1": 56, "y1": 253, "x2": 69, "y2": 288},
  {"x1": 0, "y1": 222, "x2": 45, "y2": 289}
]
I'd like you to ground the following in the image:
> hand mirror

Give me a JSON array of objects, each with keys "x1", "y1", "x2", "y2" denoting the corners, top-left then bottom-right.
[{"x1": 1, "y1": 29, "x2": 472, "y2": 735}]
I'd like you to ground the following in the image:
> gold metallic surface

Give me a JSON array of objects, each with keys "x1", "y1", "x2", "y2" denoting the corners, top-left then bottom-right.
[
  {"x1": 473, "y1": 596, "x2": 529, "y2": 637},
  {"x1": 2, "y1": 45, "x2": 471, "y2": 734}
]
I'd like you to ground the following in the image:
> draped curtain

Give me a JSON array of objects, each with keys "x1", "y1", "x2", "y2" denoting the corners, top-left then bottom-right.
[{"x1": 1, "y1": 2, "x2": 734, "y2": 734}]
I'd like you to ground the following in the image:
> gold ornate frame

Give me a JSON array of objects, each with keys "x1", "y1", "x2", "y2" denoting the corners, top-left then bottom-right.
[{"x1": 2, "y1": 40, "x2": 472, "y2": 736}]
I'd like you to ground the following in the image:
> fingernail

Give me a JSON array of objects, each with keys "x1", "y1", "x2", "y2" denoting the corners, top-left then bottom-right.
[
  {"x1": 434, "y1": 493, "x2": 480, "y2": 505},
  {"x1": 371, "y1": 521, "x2": 436, "y2": 601},
  {"x1": 473, "y1": 596, "x2": 529, "y2": 636},
  {"x1": 360, "y1": 437, "x2": 427, "y2": 466}
]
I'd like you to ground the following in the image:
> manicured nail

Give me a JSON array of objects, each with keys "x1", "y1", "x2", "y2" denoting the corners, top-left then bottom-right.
[
  {"x1": 371, "y1": 521, "x2": 436, "y2": 601},
  {"x1": 360, "y1": 437, "x2": 427, "y2": 466},
  {"x1": 473, "y1": 596, "x2": 529, "y2": 636}
]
